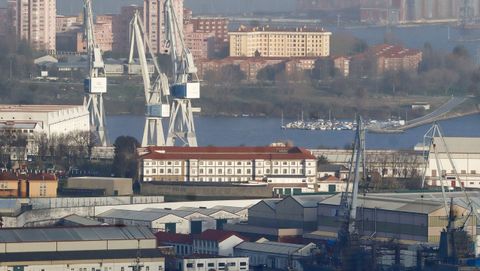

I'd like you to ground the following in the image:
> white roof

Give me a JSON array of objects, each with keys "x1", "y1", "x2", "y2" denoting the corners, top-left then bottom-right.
[
  {"x1": 432, "y1": 137, "x2": 480, "y2": 154},
  {"x1": 235, "y1": 239, "x2": 315, "y2": 255}
]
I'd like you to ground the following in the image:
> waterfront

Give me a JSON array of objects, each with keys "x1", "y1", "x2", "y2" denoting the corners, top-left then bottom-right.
[{"x1": 107, "y1": 113, "x2": 480, "y2": 150}]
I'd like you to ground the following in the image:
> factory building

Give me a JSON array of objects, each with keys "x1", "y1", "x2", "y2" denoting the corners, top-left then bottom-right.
[
  {"x1": 0, "y1": 226, "x2": 164, "y2": 270},
  {"x1": 177, "y1": 256, "x2": 249, "y2": 271},
  {"x1": 97, "y1": 205, "x2": 245, "y2": 234},
  {"x1": 66, "y1": 177, "x2": 133, "y2": 196},
  {"x1": 234, "y1": 238, "x2": 318, "y2": 271},
  {"x1": 138, "y1": 146, "x2": 317, "y2": 185},
  {"x1": 229, "y1": 26, "x2": 331, "y2": 58},
  {"x1": 424, "y1": 137, "x2": 480, "y2": 189},
  {"x1": 0, "y1": 104, "x2": 89, "y2": 138}
]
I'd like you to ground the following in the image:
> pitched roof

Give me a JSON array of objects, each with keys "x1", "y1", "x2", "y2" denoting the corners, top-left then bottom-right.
[
  {"x1": 0, "y1": 172, "x2": 57, "y2": 181},
  {"x1": 97, "y1": 209, "x2": 182, "y2": 222},
  {"x1": 235, "y1": 239, "x2": 314, "y2": 255},
  {"x1": 138, "y1": 146, "x2": 316, "y2": 160},
  {"x1": 155, "y1": 231, "x2": 193, "y2": 244},
  {"x1": 196, "y1": 229, "x2": 246, "y2": 242}
]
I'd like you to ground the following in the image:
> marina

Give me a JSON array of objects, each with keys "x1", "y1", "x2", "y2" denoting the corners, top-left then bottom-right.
[{"x1": 281, "y1": 118, "x2": 405, "y2": 131}]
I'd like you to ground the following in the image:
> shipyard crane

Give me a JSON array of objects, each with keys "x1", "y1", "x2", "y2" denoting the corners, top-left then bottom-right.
[
  {"x1": 129, "y1": 12, "x2": 170, "y2": 146},
  {"x1": 421, "y1": 123, "x2": 478, "y2": 263},
  {"x1": 338, "y1": 115, "x2": 366, "y2": 248},
  {"x1": 164, "y1": 0, "x2": 200, "y2": 147},
  {"x1": 83, "y1": 0, "x2": 108, "y2": 146}
]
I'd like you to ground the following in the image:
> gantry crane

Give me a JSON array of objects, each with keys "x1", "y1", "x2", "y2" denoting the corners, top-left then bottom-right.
[
  {"x1": 129, "y1": 12, "x2": 170, "y2": 147},
  {"x1": 164, "y1": 0, "x2": 200, "y2": 147},
  {"x1": 83, "y1": 0, "x2": 108, "y2": 146},
  {"x1": 421, "y1": 123, "x2": 478, "y2": 264}
]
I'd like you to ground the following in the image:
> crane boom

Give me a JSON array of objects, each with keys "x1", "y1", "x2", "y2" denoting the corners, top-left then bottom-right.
[
  {"x1": 83, "y1": 0, "x2": 108, "y2": 147},
  {"x1": 164, "y1": 0, "x2": 199, "y2": 147},
  {"x1": 129, "y1": 11, "x2": 170, "y2": 147}
]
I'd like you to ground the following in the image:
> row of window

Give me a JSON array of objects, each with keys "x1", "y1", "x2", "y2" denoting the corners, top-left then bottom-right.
[
  {"x1": 146, "y1": 160, "x2": 310, "y2": 166},
  {"x1": 186, "y1": 262, "x2": 247, "y2": 268}
]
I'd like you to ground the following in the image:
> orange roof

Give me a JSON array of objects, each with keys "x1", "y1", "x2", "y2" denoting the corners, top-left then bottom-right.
[
  {"x1": 139, "y1": 146, "x2": 316, "y2": 160},
  {"x1": 0, "y1": 172, "x2": 57, "y2": 181}
]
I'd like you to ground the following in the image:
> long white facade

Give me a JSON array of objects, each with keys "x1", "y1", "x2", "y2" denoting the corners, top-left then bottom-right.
[{"x1": 139, "y1": 146, "x2": 317, "y2": 185}]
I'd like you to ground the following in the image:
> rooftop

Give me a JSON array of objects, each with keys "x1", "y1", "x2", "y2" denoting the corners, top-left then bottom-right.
[
  {"x1": 139, "y1": 146, "x2": 316, "y2": 160},
  {"x1": 196, "y1": 229, "x2": 246, "y2": 242},
  {"x1": 0, "y1": 104, "x2": 84, "y2": 113},
  {"x1": 97, "y1": 209, "x2": 182, "y2": 221},
  {"x1": 0, "y1": 226, "x2": 155, "y2": 243},
  {"x1": 431, "y1": 137, "x2": 480, "y2": 154},
  {"x1": 235, "y1": 239, "x2": 314, "y2": 255},
  {"x1": 155, "y1": 231, "x2": 193, "y2": 244},
  {"x1": 231, "y1": 25, "x2": 330, "y2": 33}
]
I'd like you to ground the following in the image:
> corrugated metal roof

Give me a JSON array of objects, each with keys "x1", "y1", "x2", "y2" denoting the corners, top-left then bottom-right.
[
  {"x1": 97, "y1": 209, "x2": 178, "y2": 221},
  {"x1": 235, "y1": 240, "x2": 306, "y2": 255},
  {"x1": 60, "y1": 214, "x2": 103, "y2": 226},
  {"x1": 0, "y1": 226, "x2": 155, "y2": 243},
  {"x1": 432, "y1": 137, "x2": 480, "y2": 154}
]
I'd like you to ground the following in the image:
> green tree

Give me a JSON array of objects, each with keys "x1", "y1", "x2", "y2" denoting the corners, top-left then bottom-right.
[{"x1": 112, "y1": 136, "x2": 140, "y2": 178}]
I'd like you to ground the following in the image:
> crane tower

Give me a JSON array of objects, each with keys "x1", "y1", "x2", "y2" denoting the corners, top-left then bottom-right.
[
  {"x1": 129, "y1": 12, "x2": 170, "y2": 146},
  {"x1": 83, "y1": 0, "x2": 108, "y2": 146},
  {"x1": 164, "y1": 0, "x2": 199, "y2": 147}
]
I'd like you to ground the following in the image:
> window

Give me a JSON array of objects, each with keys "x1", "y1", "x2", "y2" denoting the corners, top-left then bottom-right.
[
  {"x1": 208, "y1": 263, "x2": 215, "y2": 267},
  {"x1": 237, "y1": 169, "x2": 242, "y2": 174},
  {"x1": 186, "y1": 263, "x2": 193, "y2": 268},
  {"x1": 197, "y1": 263, "x2": 204, "y2": 267},
  {"x1": 240, "y1": 262, "x2": 247, "y2": 266}
]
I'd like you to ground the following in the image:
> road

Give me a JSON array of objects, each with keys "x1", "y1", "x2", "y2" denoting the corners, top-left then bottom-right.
[{"x1": 375, "y1": 97, "x2": 468, "y2": 132}]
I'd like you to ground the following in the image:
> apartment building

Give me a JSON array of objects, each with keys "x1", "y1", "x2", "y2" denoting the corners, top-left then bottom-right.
[
  {"x1": 0, "y1": 172, "x2": 58, "y2": 198},
  {"x1": 144, "y1": 0, "x2": 183, "y2": 54},
  {"x1": 56, "y1": 15, "x2": 79, "y2": 33},
  {"x1": 229, "y1": 26, "x2": 331, "y2": 58},
  {"x1": 138, "y1": 146, "x2": 317, "y2": 184},
  {"x1": 189, "y1": 16, "x2": 229, "y2": 57},
  {"x1": 184, "y1": 22, "x2": 214, "y2": 60},
  {"x1": 11, "y1": 0, "x2": 56, "y2": 51}
]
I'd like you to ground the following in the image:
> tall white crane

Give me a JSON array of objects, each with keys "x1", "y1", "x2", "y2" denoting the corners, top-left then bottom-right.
[
  {"x1": 129, "y1": 12, "x2": 170, "y2": 147},
  {"x1": 164, "y1": 0, "x2": 200, "y2": 147},
  {"x1": 338, "y1": 116, "x2": 366, "y2": 248},
  {"x1": 83, "y1": 0, "x2": 108, "y2": 146}
]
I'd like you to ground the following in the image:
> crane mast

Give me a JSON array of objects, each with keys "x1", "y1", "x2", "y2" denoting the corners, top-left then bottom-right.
[
  {"x1": 338, "y1": 116, "x2": 366, "y2": 248},
  {"x1": 164, "y1": 0, "x2": 199, "y2": 147},
  {"x1": 83, "y1": 0, "x2": 108, "y2": 147},
  {"x1": 129, "y1": 12, "x2": 170, "y2": 147}
]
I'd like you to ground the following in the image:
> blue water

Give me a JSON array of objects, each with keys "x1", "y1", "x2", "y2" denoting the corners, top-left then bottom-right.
[{"x1": 107, "y1": 113, "x2": 480, "y2": 150}]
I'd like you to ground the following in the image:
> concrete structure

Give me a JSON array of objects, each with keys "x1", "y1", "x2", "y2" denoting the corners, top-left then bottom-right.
[
  {"x1": 234, "y1": 238, "x2": 318, "y2": 271},
  {"x1": 425, "y1": 137, "x2": 480, "y2": 189},
  {"x1": 229, "y1": 26, "x2": 331, "y2": 58},
  {"x1": 11, "y1": 0, "x2": 56, "y2": 51},
  {"x1": 333, "y1": 56, "x2": 351, "y2": 77},
  {"x1": 139, "y1": 146, "x2": 317, "y2": 185},
  {"x1": 66, "y1": 177, "x2": 133, "y2": 196},
  {"x1": 0, "y1": 226, "x2": 164, "y2": 269},
  {"x1": 0, "y1": 172, "x2": 58, "y2": 198},
  {"x1": 178, "y1": 256, "x2": 249, "y2": 271},
  {"x1": 144, "y1": 0, "x2": 184, "y2": 54}
]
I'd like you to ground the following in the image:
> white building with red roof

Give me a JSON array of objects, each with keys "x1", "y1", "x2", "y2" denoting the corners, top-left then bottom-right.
[
  {"x1": 193, "y1": 229, "x2": 246, "y2": 256},
  {"x1": 138, "y1": 146, "x2": 317, "y2": 186}
]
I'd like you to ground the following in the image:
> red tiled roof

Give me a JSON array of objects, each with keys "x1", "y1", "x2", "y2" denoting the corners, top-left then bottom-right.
[
  {"x1": 139, "y1": 146, "x2": 316, "y2": 160},
  {"x1": 155, "y1": 231, "x2": 193, "y2": 244},
  {"x1": 0, "y1": 172, "x2": 57, "y2": 181},
  {"x1": 320, "y1": 175, "x2": 341, "y2": 182},
  {"x1": 196, "y1": 229, "x2": 246, "y2": 242}
]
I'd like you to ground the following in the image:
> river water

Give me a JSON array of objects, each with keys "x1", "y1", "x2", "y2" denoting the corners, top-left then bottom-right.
[{"x1": 107, "y1": 114, "x2": 480, "y2": 150}]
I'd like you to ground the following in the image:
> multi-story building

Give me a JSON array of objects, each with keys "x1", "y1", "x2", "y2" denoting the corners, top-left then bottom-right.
[
  {"x1": 138, "y1": 146, "x2": 317, "y2": 184},
  {"x1": 0, "y1": 172, "x2": 58, "y2": 198},
  {"x1": 178, "y1": 256, "x2": 249, "y2": 271},
  {"x1": 184, "y1": 22, "x2": 214, "y2": 60},
  {"x1": 193, "y1": 229, "x2": 246, "y2": 256},
  {"x1": 189, "y1": 16, "x2": 229, "y2": 57},
  {"x1": 56, "y1": 15, "x2": 80, "y2": 33},
  {"x1": 229, "y1": 26, "x2": 331, "y2": 58},
  {"x1": 113, "y1": 5, "x2": 143, "y2": 53},
  {"x1": 11, "y1": 0, "x2": 56, "y2": 51},
  {"x1": 144, "y1": 0, "x2": 184, "y2": 54},
  {"x1": 0, "y1": 226, "x2": 164, "y2": 270}
]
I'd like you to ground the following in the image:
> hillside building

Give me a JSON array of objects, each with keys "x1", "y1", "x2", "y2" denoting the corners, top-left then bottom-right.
[
  {"x1": 229, "y1": 26, "x2": 331, "y2": 58},
  {"x1": 66, "y1": 177, "x2": 133, "y2": 196},
  {"x1": 0, "y1": 172, "x2": 58, "y2": 198}
]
